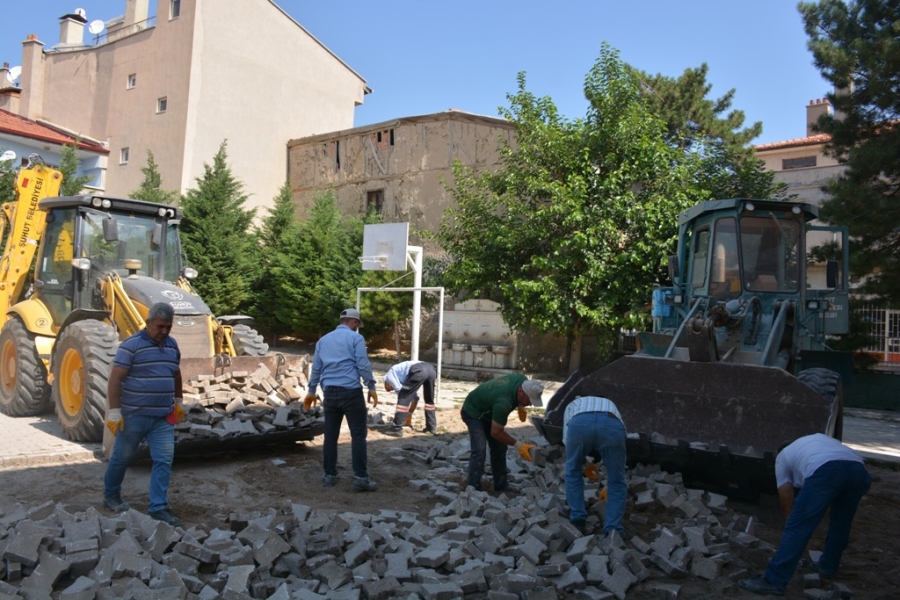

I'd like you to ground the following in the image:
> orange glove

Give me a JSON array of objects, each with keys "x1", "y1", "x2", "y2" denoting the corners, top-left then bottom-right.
[
  {"x1": 597, "y1": 486, "x2": 608, "y2": 501},
  {"x1": 303, "y1": 394, "x2": 318, "y2": 411},
  {"x1": 105, "y1": 409, "x2": 124, "y2": 435},
  {"x1": 517, "y1": 406, "x2": 528, "y2": 422},
  {"x1": 173, "y1": 398, "x2": 185, "y2": 424},
  {"x1": 583, "y1": 461, "x2": 600, "y2": 481},
  {"x1": 515, "y1": 441, "x2": 536, "y2": 461},
  {"x1": 404, "y1": 413, "x2": 413, "y2": 427},
  {"x1": 367, "y1": 390, "x2": 379, "y2": 407}
]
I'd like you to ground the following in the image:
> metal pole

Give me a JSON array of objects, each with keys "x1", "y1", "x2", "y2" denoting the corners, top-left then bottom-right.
[{"x1": 407, "y1": 246, "x2": 423, "y2": 361}]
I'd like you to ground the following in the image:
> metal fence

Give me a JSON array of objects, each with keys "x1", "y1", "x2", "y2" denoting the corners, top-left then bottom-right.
[{"x1": 856, "y1": 304, "x2": 900, "y2": 365}]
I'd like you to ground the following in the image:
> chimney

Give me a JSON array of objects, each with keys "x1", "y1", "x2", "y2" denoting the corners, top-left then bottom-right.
[
  {"x1": 125, "y1": 0, "x2": 151, "y2": 27},
  {"x1": 19, "y1": 34, "x2": 44, "y2": 120},
  {"x1": 0, "y1": 63, "x2": 9, "y2": 86},
  {"x1": 806, "y1": 98, "x2": 831, "y2": 137},
  {"x1": 59, "y1": 12, "x2": 87, "y2": 46}
]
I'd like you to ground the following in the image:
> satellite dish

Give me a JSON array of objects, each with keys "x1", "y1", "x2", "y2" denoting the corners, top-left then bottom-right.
[
  {"x1": 75, "y1": 8, "x2": 87, "y2": 18},
  {"x1": 88, "y1": 19, "x2": 105, "y2": 35},
  {"x1": 7, "y1": 66, "x2": 21, "y2": 87},
  {"x1": 0, "y1": 150, "x2": 16, "y2": 163}
]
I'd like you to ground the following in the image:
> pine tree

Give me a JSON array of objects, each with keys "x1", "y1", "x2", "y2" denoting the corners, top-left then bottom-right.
[
  {"x1": 58, "y1": 143, "x2": 92, "y2": 196},
  {"x1": 131, "y1": 150, "x2": 180, "y2": 204},
  {"x1": 179, "y1": 141, "x2": 260, "y2": 315}
]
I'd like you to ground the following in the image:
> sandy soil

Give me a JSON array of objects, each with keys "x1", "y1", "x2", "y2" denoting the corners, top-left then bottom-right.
[{"x1": 1, "y1": 406, "x2": 899, "y2": 599}]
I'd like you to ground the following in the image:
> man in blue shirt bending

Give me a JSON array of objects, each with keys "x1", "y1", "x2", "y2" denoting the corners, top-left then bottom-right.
[
  {"x1": 305, "y1": 308, "x2": 379, "y2": 491},
  {"x1": 103, "y1": 302, "x2": 184, "y2": 527}
]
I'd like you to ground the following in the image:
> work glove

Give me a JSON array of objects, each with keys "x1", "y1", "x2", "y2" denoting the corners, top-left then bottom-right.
[
  {"x1": 105, "y1": 408, "x2": 124, "y2": 436},
  {"x1": 172, "y1": 397, "x2": 185, "y2": 424},
  {"x1": 404, "y1": 413, "x2": 413, "y2": 427},
  {"x1": 597, "y1": 486, "x2": 608, "y2": 501},
  {"x1": 367, "y1": 390, "x2": 379, "y2": 408},
  {"x1": 517, "y1": 406, "x2": 528, "y2": 422},
  {"x1": 514, "y1": 440, "x2": 536, "y2": 462},
  {"x1": 583, "y1": 461, "x2": 600, "y2": 481},
  {"x1": 303, "y1": 393, "x2": 318, "y2": 411}
]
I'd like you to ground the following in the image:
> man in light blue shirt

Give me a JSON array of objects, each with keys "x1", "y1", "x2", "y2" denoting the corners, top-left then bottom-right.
[
  {"x1": 563, "y1": 395, "x2": 627, "y2": 537},
  {"x1": 383, "y1": 360, "x2": 437, "y2": 435},
  {"x1": 305, "y1": 308, "x2": 379, "y2": 492}
]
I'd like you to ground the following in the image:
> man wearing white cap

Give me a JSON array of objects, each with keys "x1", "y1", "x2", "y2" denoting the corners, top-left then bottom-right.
[{"x1": 460, "y1": 373, "x2": 543, "y2": 493}]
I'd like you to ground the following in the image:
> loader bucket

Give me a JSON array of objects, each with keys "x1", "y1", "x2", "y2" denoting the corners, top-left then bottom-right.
[{"x1": 532, "y1": 355, "x2": 841, "y2": 499}]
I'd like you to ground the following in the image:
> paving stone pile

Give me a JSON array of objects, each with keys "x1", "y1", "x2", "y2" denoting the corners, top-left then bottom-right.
[
  {"x1": 172, "y1": 361, "x2": 323, "y2": 445},
  {"x1": 1, "y1": 437, "x2": 855, "y2": 599}
]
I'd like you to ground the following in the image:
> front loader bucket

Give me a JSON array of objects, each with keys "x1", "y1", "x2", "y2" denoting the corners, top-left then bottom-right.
[{"x1": 533, "y1": 355, "x2": 841, "y2": 499}]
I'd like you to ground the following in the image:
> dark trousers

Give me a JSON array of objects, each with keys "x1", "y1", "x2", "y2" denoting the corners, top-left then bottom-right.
[
  {"x1": 461, "y1": 408, "x2": 509, "y2": 491},
  {"x1": 322, "y1": 387, "x2": 369, "y2": 479},
  {"x1": 392, "y1": 362, "x2": 437, "y2": 431}
]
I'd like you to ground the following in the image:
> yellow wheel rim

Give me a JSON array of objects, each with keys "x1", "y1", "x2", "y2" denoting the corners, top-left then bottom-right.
[
  {"x1": 1, "y1": 338, "x2": 16, "y2": 396},
  {"x1": 59, "y1": 347, "x2": 85, "y2": 417}
]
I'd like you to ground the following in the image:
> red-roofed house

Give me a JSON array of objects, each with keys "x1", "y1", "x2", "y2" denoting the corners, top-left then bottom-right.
[{"x1": 0, "y1": 106, "x2": 107, "y2": 189}]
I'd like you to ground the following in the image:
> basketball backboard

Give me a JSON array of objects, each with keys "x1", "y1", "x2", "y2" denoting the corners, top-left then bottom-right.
[{"x1": 361, "y1": 223, "x2": 408, "y2": 271}]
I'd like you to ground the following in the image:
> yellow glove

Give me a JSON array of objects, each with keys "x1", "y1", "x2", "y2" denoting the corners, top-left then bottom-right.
[
  {"x1": 303, "y1": 394, "x2": 318, "y2": 411},
  {"x1": 517, "y1": 406, "x2": 528, "y2": 422},
  {"x1": 515, "y1": 440, "x2": 536, "y2": 461},
  {"x1": 598, "y1": 486, "x2": 608, "y2": 501},
  {"x1": 367, "y1": 390, "x2": 378, "y2": 407},
  {"x1": 105, "y1": 408, "x2": 124, "y2": 435},
  {"x1": 583, "y1": 461, "x2": 600, "y2": 481},
  {"x1": 173, "y1": 398, "x2": 185, "y2": 424}
]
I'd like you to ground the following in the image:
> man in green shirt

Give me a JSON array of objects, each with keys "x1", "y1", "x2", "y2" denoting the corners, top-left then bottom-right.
[{"x1": 460, "y1": 373, "x2": 544, "y2": 492}]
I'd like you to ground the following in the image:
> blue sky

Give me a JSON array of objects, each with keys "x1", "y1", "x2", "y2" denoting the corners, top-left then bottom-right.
[{"x1": 1, "y1": 1, "x2": 829, "y2": 145}]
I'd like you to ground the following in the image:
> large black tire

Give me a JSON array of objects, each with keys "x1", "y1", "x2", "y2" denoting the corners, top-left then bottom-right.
[
  {"x1": 0, "y1": 319, "x2": 52, "y2": 416},
  {"x1": 231, "y1": 324, "x2": 268, "y2": 356},
  {"x1": 797, "y1": 367, "x2": 844, "y2": 441},
  {"x1": 52, "y1": 320, "x2": 119, "y2": 442}
]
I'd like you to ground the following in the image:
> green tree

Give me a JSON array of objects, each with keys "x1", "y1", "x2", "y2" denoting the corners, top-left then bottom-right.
[
  {"x1": 180, "y1": 141, "x2": 259, "y2": 315},
  {"x1": 58, "y1": 143, "x2": 92, "y2": 196},
  {"x1": 799, "y1": 0, "x2": 900, "y2": 303},
  {"x1": 131, "y1": 150, "x2": 180, "y2": 204},
  {"x1": 693, "y1": 142, "x2": 793, "y2": 201},
  {"x1": 438, "y1": 44, "x2": 697, "y2": 371},
  {"x1": 0, "y1": 151, "x2": 15, "y2": 203},
  {"x1": 633, "y1": 63, "x2": 763, "y2": 155}
]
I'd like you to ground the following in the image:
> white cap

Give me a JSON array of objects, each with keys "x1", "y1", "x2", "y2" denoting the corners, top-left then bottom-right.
[{"x1": 521, "y1": 380, "x2": 544, "y2": 407}]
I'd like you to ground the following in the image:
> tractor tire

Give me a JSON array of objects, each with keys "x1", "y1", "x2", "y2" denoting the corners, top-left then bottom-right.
[
  {"x1": 52, "y1": 320, "x2": 119, "y2": 443},
  {"x1": 231, "y1": 324, "x2": 268, "y2": 356},
  {"x1": 797, "y1": 367, "x2": 844, "y2": 441},
  {"x1": 0, "y1": 319, "x2": 52, "y2": 416}
]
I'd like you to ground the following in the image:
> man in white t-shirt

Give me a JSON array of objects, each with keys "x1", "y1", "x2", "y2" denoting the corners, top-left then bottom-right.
[{"x1": 739, "y1": 434, "x2": 871, "y2": 596}]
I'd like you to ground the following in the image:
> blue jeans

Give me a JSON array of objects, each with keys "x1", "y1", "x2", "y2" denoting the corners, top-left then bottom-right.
[
  {"x1": 461, "y1": 409, "x2": 509, "y2": 491},
  {"x1": 104, "y1": 414, "x2": 175, "y2": 513},
  {"x1": 323, "y1": 387, "x2": 369, "y2": 479},
  {"x1": 565, "y1": 411, "x2": 627, "y2": 534},
  {"x1": 765, "y1": 460, "x2": 871, "y2": 590}
]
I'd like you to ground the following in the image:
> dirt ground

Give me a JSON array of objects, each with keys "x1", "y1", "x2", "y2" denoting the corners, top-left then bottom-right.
[{"x1": 1, "y1": 406, "x2": 899, "y2": 599}]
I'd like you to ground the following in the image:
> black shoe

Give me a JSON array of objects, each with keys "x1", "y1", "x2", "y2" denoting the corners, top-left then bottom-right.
[
  {"x1": 421, "y1": 427, "x2": 437, "y2": 435},
  {"x1": 382, "y1": 426, "x2": 403, "y2": 437},
  {"x1": 808, "y1": 562, "x2": 835, "y2": 579},
  {"x1": 352, "y1": 477, "x2": 377, "y2": 492},
  {"x1": 572, "y1": 519, "x2": 587, "y2": 534},
  {"x1": 103, "y1": 494, "x2": 130, "y2": 512},
  {"x1": 148, "y1": 508, "x2": 182, "y2": 528},
  {"x1": 738, "y1": 577, "x2": 784, "y2": 596},
  {"x1": 495, "y1": 483, "x2": 522, "y2": 494},
  {"x1": 323, "y1": 474, "x2": 336, "y2": 487}
]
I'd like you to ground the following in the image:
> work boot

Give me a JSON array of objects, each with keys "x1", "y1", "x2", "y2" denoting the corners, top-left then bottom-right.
[
  {"x1": 103, "y1": 494, "x2": 130, "y2": 513},
  {"x1": 148, "y1": 508, "x2": 182, "y2": 528},
  {"x1": 737, "y1": 577, "x2": 784, "y2": 596},
  {"x1": 421, "y1": 426, "x2": 437, "y2": 435},
  {"x1": 571, "y1": 519, "x2": 587, "y2": 535},
  {"x1": 352, "y1": 477, "x2": 377, "y2": 492},
  {"x1": 808, "y1": 562, "x2": 835, "y2": 580},
  {"x1": 322, "y1": 474, "x2": 336, "y2": 487},
  {"x1": 382, "y1": 425, "x2": 403, "y2": 437}
]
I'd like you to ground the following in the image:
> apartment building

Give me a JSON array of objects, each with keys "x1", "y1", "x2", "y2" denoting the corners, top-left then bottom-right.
[{"x1": 6, "y1": 0, "x2": 368, "y2": 213}]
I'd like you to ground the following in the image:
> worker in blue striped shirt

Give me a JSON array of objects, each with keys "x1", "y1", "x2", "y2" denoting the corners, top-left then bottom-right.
[{"x1": 563, "y1": 395, "x2": 627, "y2": 537}]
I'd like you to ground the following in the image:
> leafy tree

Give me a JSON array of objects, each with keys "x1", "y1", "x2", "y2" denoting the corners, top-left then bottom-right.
[
  {"x1": 0, "y1": 152, "x2": 15, "y2": 203},
  {"x1": 438, "y1": 44, "x2": 697, "y2": 371},
  {"x1": 58, "y1": 143, "x2": 92, "y2": 196},
  {"x1": 693, "y1": 142, "x2": 793, "y2": 201},
  {"x1": 799, "y1": 0, "x2": 900, "y2": 303},
  {"x1": 131, "y1": 150, "x2": 180, "y2": 204},
  {"x1": 633, "y1": 63, "x2": 762, "y2": 155},
  {"x1": 180, "y1": 141, "x2": 259, "y2": 315}
]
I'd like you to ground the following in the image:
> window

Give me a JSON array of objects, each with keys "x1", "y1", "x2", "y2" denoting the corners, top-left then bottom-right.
[
  {"x1": 157, "y1": 97, "x2": 167, "y2": 113},
  {"x1": 127, "y1": 73, "x2": 136, "y2": 89},
  {"x1": 782, "y1": 156, "x2": 816, "y2": 170},
  {"x1": 120, "y1": 147, "x2": 130, "y2": 165},
  {"x1": 170, "y1": 0, "x2": 181, "y2": 19},
  {"x1": 367, "y1": 190, "x2": 384, "y2": 213}
]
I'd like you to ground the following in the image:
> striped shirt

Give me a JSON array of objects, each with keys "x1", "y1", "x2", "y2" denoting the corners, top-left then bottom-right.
[
  {"x1": 563, "y1": 396, "x2": 624, "y2": 446},
  {"x1": 114, "y1": 329, "x2": 181, "y2": 417}
]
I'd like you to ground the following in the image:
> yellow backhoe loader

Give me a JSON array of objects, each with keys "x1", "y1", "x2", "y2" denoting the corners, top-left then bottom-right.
[{"x1": 0, "y1": 157, "x2": 320, "y2": 447}]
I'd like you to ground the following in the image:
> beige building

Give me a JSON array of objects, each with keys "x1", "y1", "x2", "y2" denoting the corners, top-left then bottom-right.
[
  {"x1": 287, "y1": 110, "x2": 515, "y2": 249},
  {"x1": 8, "y1": 0, "x2": 368, "y2": 213}
]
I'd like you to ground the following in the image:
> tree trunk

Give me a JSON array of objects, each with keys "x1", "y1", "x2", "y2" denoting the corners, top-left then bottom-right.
[
  {"x1": 567, "y1": 333, "x2": 583, "y2": 375},
  {"x1": 394, "y1": 321, "x2": 402, "y2": 361}
]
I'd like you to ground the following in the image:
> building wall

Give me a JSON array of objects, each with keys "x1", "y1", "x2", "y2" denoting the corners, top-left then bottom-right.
[{"x1": 288, "y1": 111, "x2": 514, "y2": 248}]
